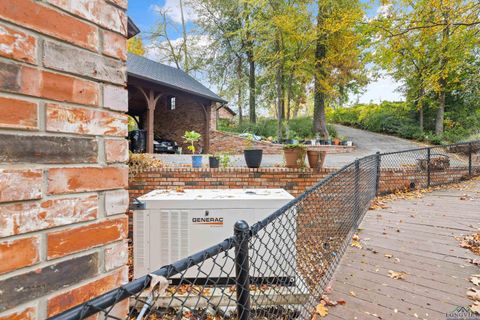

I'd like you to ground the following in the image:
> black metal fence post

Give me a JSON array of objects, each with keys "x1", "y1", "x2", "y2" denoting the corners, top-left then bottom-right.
[
  {"x1": 469, "y1": 142, "x2": 473, "y2": 177},
  {"x1": 375, "y1": 152, "x2": 381, "y2": 195},
  {"x1": 234, "y1": 220, "x2": 251, "y2": 320},
  {"x1": 354, "y1": 160, "x2": 360, "y2": 223},
  {"x1": 427, "y1": 147, "x2": 431, "y2": 188}
]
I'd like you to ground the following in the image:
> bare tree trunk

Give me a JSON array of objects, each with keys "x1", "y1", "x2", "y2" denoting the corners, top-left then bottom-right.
[
  {"x1": 275, "y1": 36, "x2": 285, "y2": 142},
  {"x1": 237, "y1": 57, "x2": 244, "y2": 125},
  {"x1": 248, "y1": 52, "x2": 256, "y2": 124},
  {"x1": 417, "y1": 87, "x2": 424, "y2": 132},
  {"x1": 179, "y1": 0, "x2": 188, "y2": 73},
  {"x1": 286, "y1": 73, "x2": 293, "y2": 121},
  {"x1": 313, "y1": 3, "x2": 329, "y2": 139},
  {"x1": 436, "y1": 89, "x2": 445, "y2": 135}
]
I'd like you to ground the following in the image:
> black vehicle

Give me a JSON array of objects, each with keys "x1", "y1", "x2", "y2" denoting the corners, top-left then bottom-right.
[{"x1": 153, "y1": 139, "x2": 178, "y2": 154}]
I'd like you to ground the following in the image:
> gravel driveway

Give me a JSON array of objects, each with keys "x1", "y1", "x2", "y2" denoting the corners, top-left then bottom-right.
[{"x1": 156, "y1": 125, "x2": 425, "y2": 168}]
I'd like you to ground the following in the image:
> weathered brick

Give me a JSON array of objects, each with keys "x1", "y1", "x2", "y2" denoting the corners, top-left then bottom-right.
[
  {"x1": 47, "y1": 267, "x2": 127, "y2": 317},
  {"x1": 0, "y1": 253, "x2": 99, "y2": 312},
  {"x1": 0, "y1": 169, "x2": 42, "y2": 203},
  {"x1": 105, "y1": 189, "x2": 129, "y2": 216},
  {"x1": 102, "y1": 30, "x2": 127, "y2": 61},
  {"x1": 0, "y1": 306, "x2": 36, "y2": 320},
  {"x1": 0, "y1": 0, "x2": 98, "y2": 51},
  {"x1": 0, "y1": 96, "x2": 37, "y2": 130},
  {"x1": 0, "y1": 61, "x2": 99, "y2": 106},
  {"x1": 47, "y1": 217, "x2": 128, "y2": 259},
  {"x1": 105, "y1": 139, "x2": 128, "y2": 163},
  {"x1": 103, "y1": 84, "x2": 128, "y2": 111},
  {"x1": 104, "y1": 240, "x2": 128, "y2": 271},
  {"x1": 46, "y1": 103, "x2": 127, "y2": 136},
  {"x1": 43, "y1": 41, "x2": 126, "y2": 85},
  {"x1": 48, "y1": 166, "x2": 128, "y2": 194},
  {"x1": 0, "y1": 134, "x2": 98, "y2": 164},
  {"x1": 0, "y1": 23, "x2": 36, "y2": 64},
  {"x1": 0, "y1": 237, "x2": 39, "y2": 274},
  {"x1": 47, "y1": 0, "x2": 127, "y2": 35},
  {"x1": 106, "y1": 0, "x2": 128, "y2": 9},
  {"x1": 0, "y1": 195, "x2": 97, "y2": 237}
]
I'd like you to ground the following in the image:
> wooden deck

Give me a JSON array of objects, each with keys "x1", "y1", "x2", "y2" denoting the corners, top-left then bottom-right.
[{"x1": 325, "y1": 178, "x2": 480, "y2": 320}]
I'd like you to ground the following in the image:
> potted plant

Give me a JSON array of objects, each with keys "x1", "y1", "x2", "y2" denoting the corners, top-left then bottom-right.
[
  {"x1": 333, "y1": 137, "x2": 341, "y2": 145},
  {"x1": 283, "y1": 144, "x2": 306, "y2": 168},
  {"x1": 208, "y1": 154, "x2": 220, "y2": 168},
  {"x1": 307, "y1": 149, "x2": 327, "y2": 170},
  {"x1": 183, "y1": 130, "x2": 202, "y2": 168},
  {"x1": 219, "y1": 152, "x2": 231, "y2": 168},
  {"x1": 243, "y1": 133, "x2": 263, "y2": 168}
]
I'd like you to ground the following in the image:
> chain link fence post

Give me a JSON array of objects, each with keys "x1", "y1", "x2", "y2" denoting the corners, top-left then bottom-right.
[
  {"x1": 375, "y1": 152, "x2": 381, "y2": 195},
  {"x1": 354, "y1": 159, "x2": 360, "y2": 224},
  {"x1": 469, "y1": 142, "x2": 473, "y2": 177},
  {"x1": 427, "y1": 147, "x2": 431, "y2": 188},
  {"x1": 234, "y1": 220, "x2": 251, "y2": 320}
]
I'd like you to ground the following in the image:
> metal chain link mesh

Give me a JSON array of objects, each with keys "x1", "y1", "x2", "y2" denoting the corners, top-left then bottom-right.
[{"x1": 49, "y1": 141, "x2": 480, "y2": 320}]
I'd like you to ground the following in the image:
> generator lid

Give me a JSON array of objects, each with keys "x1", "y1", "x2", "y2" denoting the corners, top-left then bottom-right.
[{"x1": 137, "y1": 188, "x2": 294, "y2": 209}]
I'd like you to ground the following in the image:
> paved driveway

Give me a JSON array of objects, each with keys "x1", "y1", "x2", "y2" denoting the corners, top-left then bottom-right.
[{"x1": 156, "y1": 125, "x2": 425, "y2": 168}]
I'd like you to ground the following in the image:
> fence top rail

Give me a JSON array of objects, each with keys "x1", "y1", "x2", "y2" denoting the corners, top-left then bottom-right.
[{"x1": 379, "y1": 140, "x2": 480, "y2": 157}]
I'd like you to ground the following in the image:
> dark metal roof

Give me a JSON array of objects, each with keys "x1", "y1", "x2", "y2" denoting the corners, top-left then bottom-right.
[
  {"x1": 127, "y1": 53, "x2": 227, "y2": 103},
  {"x1": 127, "y1": 17, "x2": 140, "y2": 39}
]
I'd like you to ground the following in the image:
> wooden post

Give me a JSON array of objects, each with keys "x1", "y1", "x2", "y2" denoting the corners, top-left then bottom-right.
[{"x1": 137, "y1": 87, "x2": 162, "y2": 154}]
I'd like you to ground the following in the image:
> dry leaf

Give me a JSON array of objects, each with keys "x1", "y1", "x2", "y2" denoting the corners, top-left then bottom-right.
[
  {"x1": 385, "y1": 254, "x2": 393, "y2": 259},
  {"x1": 321, "y1": 295, "x2": 337, "y2": 306},
  {"x1": 351, "y1": 240, "x2": 363, "y2": 249},
  {"x1": 467, "y1": 288, "x2": 480, "y2": 301},
  {"x1": 471, "y1": 301, "x2": 480, "y2": 314},
  {"x1": 388, "y1": 270, "x2": 407, "y2": 280},
  {"x1": 471, "y1": 275, "x2": 480, "y2": 286},
  {"x1": 316, "y1": 302, "x2": 329, "y2": 317},
  {"x1": 350, "y1": 290, "x2": 357, "y2": 297}
]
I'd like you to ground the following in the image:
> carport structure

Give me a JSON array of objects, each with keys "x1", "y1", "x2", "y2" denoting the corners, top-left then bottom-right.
[{"x1": 127, "y1": 53, "x2": 227, "y2": 153}]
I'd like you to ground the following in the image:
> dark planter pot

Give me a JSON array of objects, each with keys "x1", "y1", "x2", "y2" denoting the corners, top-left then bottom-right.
[
  {"x1": 244, "y1": 149, "x2": 263, "y2": 168},
  {"x1": 209, "y1": 156, "x2": 220, "y2": 168}
]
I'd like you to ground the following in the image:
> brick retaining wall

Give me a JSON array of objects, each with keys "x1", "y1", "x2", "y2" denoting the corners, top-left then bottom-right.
[
  {"x1": 129, "y1": 166, "x2": 477, "y2": 200},
  {"x1": 0, "y1": 1, "x2": 129, "y2": 318}
]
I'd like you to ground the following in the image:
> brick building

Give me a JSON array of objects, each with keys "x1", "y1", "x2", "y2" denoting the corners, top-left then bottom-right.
[
  {"x1": 0, "y1": 0, "x2": 130, "y2": 318},
  {"x1": 127, "y1": 53, "x2": 227, "y2": 154}
]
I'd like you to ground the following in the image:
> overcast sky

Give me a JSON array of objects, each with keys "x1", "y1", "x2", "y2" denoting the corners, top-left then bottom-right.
[{"x1": 128, "y1": 0, "x2": 404, "y2": 104}]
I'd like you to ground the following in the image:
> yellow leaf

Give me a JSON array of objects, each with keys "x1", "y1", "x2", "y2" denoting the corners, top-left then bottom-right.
[{"x1": 316, "y1": 302, "x2": 329, "y2": 317}]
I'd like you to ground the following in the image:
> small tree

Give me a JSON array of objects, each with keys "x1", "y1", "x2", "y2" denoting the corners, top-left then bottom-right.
[{"x1": 183, "y1": 131, "x2": 202, "y2": 154}]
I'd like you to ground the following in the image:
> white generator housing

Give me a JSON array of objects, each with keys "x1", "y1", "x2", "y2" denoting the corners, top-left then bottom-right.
[{"x1": 133, "y1": 188, "x2": 295, "y2": 279}]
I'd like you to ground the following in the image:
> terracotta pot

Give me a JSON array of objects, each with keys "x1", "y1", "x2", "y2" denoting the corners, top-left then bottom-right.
[
  {"x1": 333, "y1": 138, "x2": 341, "y2": 145},
  {"x1": 284, "y1": 148, "x2": 305, "y2": 168},
  {"x1": 307, "y1": 150, "x2": 327, "y2": 169}
]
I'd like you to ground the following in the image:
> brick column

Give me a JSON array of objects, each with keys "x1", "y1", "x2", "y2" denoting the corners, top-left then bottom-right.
[{"x1": 0, "y1": 0, "x2": 129, "y2": 319}]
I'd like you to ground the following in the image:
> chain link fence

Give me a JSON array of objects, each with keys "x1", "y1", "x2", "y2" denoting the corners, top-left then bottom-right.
[{"x1": 49, "y1": 141, "x2": 480, "y2": 320}]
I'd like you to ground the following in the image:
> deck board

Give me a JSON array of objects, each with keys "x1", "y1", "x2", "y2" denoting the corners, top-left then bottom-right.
[{"x1": 325, "y1": 179, "x2": 480, "y2": 319}]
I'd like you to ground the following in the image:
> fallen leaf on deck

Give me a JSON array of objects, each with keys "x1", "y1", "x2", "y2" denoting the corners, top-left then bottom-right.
[
  {"x1": 385, "y1": 254, "x2": 393, "y2": 259},
  {"x1": 315, "y1": 302, "x2": 329, "y2": 317},
  {"x1": 467, "y1": 288, "x2": 480, "y2": 301},
  {"x1": 351, "y1": 240, "x2": 362, "y2": 249},
  {"x1": 321, "y1": 295, "x2": 338, "y2": 306},
  {"x1": 470, "y1": 259, "x2": 480, "y2": 266},
  {"x1": 471, "y1": 275, "x2": 480, "y2": 286},
  {"x1": 388, "y1": 270, "x2": 407, "y2": 280},
  {"x1": 471, "y1": 301, "x2": 480, "y2": 314},
  {"x1": 350, "y1": 290, "x2": 357, "y2": 297}
]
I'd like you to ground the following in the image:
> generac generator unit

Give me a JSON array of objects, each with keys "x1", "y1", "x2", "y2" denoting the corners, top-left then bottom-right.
[{"x1": 133, "y1": 189, "x2": 295, "y2": 280}]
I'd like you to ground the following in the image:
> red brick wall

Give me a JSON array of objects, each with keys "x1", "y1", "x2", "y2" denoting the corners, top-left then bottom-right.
[
  {"x1": 129, "y1": 168, "x2": 336, "y2": 199},
  {"x1": 0, "y1": 1, "x2": 129, "y2": 318},
  {"x1": 129, "y1": 166, "x2": 476, "y2": 200}
]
